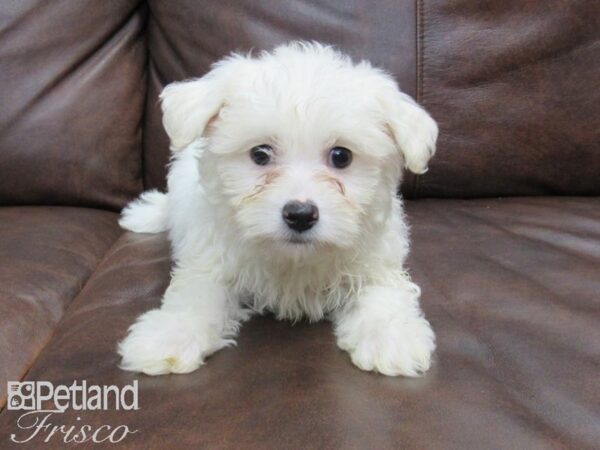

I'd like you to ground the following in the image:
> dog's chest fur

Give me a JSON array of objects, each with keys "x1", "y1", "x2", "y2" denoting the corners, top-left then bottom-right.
[{"x1": 225, "y1": 247, "x2": 363, "y2": 321}]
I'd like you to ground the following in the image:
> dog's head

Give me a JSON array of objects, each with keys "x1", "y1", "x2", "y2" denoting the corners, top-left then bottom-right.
[{"x1": 161, "y1": 42, "x2": 437, "y2": 255}]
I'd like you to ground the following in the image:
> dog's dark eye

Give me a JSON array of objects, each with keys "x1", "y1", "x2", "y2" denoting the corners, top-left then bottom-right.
[
  {"x1": 329, "y1": 146, "x2": 353, "y2": 169},
  {"x1": 250, "y1": 145, "x2": 273, "y2": 166}
]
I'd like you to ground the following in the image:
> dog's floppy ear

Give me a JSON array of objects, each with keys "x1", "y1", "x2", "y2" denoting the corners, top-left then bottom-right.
[
  {"x1": 160, "y1": 55, "x2": 251, "y2": 151},
  {"x1": 160, "y1": 76, "x2": 224, "y2": 150},
  {"x1": 378, "y1": 77, "x2": 438, "y2": 174}
]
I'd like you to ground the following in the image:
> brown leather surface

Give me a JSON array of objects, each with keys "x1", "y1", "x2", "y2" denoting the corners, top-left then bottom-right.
[
  {"x1": 0, "y1": 207, "x2": 121, "y2": 407},
  {"x1": 1, "y1": 197, "x2": 598, "y2": 449},
  {"x1": 0, "y1": 0, "x2": 146, "y2": 210},
  {"x1": 416, "y1": 0, "x2": 600, "y2": 198},
  {"x1": 143, "y1": 0, "x2": 417, "y2": 192}
]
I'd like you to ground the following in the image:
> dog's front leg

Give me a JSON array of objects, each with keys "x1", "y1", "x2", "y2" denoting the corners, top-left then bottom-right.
[
  {"x1": 118, "y1": 266, "x2": 245, "y2": 375},
  {"x1": 333, "y1": 281, "x2": 435, "y2": 377}
]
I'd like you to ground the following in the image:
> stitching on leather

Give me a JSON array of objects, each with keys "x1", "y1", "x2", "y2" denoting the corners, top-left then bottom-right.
[
  {"x1": 411, "y1": 0, "x2": 425, "y2": 198},
  {"x1": 416, "y1": 0, "x2": 424, "y2": 103}
]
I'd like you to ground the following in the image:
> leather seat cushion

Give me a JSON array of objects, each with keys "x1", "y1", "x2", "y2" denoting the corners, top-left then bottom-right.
[
  {"x1": 0, "y1": 207, "x2": 121, "y2": 406},
  {"x1": 1, "y1": 197, "x2": 598, "y2": 449}
]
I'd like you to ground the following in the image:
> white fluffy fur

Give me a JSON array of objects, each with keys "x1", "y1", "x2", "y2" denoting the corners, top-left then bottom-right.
[
  {"x1": 119, "y1": 189, "x2": 168, "y2": 233},
  {"x1": 118, "y1": 42, "x2": 438, "y2": 377}
]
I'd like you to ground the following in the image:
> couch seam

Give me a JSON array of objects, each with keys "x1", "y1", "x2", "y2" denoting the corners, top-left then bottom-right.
[{"x1": 139, "y1": 0, "x2": 151, "y2": 191}]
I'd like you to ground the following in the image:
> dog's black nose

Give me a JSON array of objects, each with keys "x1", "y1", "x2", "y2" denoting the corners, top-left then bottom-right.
[{"x1": 282, "y1": 200, "x2": 319, "y2": 232}]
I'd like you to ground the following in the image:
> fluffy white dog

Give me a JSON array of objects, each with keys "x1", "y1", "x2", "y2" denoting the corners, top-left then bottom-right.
[{"x1": 118, "y1": 42, "x2": 437, "y2": 377}]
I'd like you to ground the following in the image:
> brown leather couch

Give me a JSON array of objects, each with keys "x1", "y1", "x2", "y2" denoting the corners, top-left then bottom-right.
[{"x1": 1, "y1": 1, "x2": 599, "y2": 448}]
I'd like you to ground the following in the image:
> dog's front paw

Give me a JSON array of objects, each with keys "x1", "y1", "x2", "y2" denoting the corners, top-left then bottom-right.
[
  {"x1": 118, "y1": 308, "x2": 232, "y2": 375},
  {"x1": 336, "y1": 314, "x2": 435, "y2": 377}
]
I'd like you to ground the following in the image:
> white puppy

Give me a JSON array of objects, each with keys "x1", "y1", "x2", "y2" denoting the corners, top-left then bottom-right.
[{"x1": 118, "y1": 42, "x2": 437, "y2": 377}]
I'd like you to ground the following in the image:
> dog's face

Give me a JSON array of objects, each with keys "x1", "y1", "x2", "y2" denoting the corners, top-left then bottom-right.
[{"x1": 161, "y1": 43, "x2": 437, "y2": 254}]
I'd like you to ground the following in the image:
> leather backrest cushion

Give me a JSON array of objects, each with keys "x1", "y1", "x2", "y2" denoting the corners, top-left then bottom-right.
[
  {"x1": 0, "y1": 0, "x2": 146, "y2": 210},
  {"x1": 416, "y1": 0, "x2": 600, "y2": 197},
  {"x1": 143, "y1": 0, "x2": 418, "y2": 192}
]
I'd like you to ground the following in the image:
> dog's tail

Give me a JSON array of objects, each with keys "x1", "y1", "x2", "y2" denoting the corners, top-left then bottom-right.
[{"x1": 119, "y1": 189, "x2": 169, "y2": 233}]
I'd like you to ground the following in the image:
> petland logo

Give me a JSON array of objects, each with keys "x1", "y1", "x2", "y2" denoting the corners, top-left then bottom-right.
[{"x1": 7, "y1": 380, "x2": 139, "y2": 444}]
